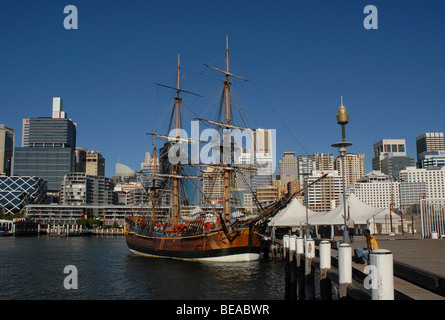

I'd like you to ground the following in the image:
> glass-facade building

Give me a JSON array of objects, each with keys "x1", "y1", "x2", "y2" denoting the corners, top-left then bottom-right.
[
  {"x1": 0, "y1": 176, "x2": 47, "y2": 215},
  {"x1": 13, "y1": 98, "x2": 77, "y2": 192}
]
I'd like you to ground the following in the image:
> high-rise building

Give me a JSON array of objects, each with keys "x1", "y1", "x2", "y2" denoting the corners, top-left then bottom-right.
[
  {"x1": 140, "y1": 151, "x2": 164, "y2": 189},
  {"x1": 372, "y1": 139, "x2": 414, "y2": 178},
  {"x1": 75, "y1": 147, "x2": 87, "y2": 173},
  {"x1": 315, "y1": 152, "x2": 334, "y2": 171},
  {"x1": 297, "y1": 154, "x2": 315, "y2": 187},
  {"x1": 335, "y1": 153, "x2": 365, "y2": 187},
  {"x1": 399, "y1": 166, "x2": 445, "y2": 200},
  {"x1": 0, "y1": 125, "x2": 15, "y2": 176},
  {"x1": 297, "y1": 153, "x2": 334, "y2": 189},
  {"x1": 416, "y1": 132, "x2": 445, "y2": 168},
  {"x1": 277, "y1": 152, "x2": 298, "y2": 185},
  {"x1": 202, "y1": 167, "x2": 226, "y2": 204},
  {"x1": 416, "y1": 132, "x2": 445, "y2": 156},
  {"x1": 350, "y1": 171, "x2": 400, "y2": 209},
  {"x1": 13, "y1": 98, "x2": 77, "y2": 192},
  {"x1": 306, "y1": 170, "x2": 343, "y2": 212},
  {"x1": 256, "y1": 185, "x2": 278, "y2": 204},
  {"x1": 85, "y1": 150, "x2": 105, "y2": 177}
]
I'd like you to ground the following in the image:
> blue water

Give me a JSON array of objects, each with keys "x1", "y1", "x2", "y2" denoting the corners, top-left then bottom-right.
[{"x1": 0, "y1": 236, "x2": 284, "y2": 300}]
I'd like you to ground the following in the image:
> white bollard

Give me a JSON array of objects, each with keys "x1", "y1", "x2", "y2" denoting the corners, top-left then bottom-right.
[
  {"x1": 305, "y1": 239, "x2": 315, "y2": 259},
  {"x1": 289, "y1": 235, "x2": 296, "y2": 253},
  {"x1": 319, "y1": 240, "x2": 331, "y2": 270},
  {"x1": 296, "y1": 237, "x2": 304, "y2": 255},
  {"x1": 283, "y1": 235, "x2": 290, "y2": 257},
  {"x1": 338, "y1": 243, "x2": 352, "y2": 298},
  {"x1": 370, "y1": 249, "x2": 394, "y2": 300},
  {"x1": 431, "y1": 231, "x2": 439, "y2": 239},
  {"x1": 338, "y1": 243, "x2": 352, "y2": 284}
]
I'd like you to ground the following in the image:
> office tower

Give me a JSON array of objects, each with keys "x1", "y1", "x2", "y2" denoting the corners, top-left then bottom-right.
[
  {"x1": 254, "y1": 128, "x2": 274, "y2": 159},
  {"x1": 75, "y1": 147, "x2": 87, "y2": 173},
  {"x1": 113, "y1": 163, "x2": 137, "y2": 184},
  {"x1": 13, "y1": 98, "x2": 77, "y2": 192},
  {"x1": 416, "y1": 132, "x2": 445, "y2": 168},
  {"x1": 350, "y1": 171, "x2": 400, "y2": 209},
  {"x1": 234, "y1": 129, "x2": 275, "y2": 193},
  {"x1": 399, "y1": 166, "x2": 445, "y2": 200},
  {"x1": 0, "y1": 125, "x2": 15, "y2": 176},
  {"x1": 201, "y1": 166, "x2": 239, "y2": 206},
  {"x1": 277, "y1": 152, "x2": 298, "y2": 185},
  {"x1": 85, "y1": 150, "x2": 105, "y2": 176},
  {"x1": 314, "y1": 152, "x2": 334, "y2": 171},
  {"x1": 416, "y1": 132, "x2": 445, "y2": 156},
  {"x1": 306, "y1": 170, "x2": 343, "y2": 212},
  {"x1": 372, "y1": 139, "x2": 414, "y2": 178},
  {"x1": 140, "y1": 151, "x2": 162, "y2": 189},
  {"x1": 297, "y1": 154, "x2": 315, "y2": 188},
  {"x1": 256, "y1": 185, "x2": 278, "y2": 204},
  {"x1": 335, "y1": 153, "x2": 365, "y2": 187}
]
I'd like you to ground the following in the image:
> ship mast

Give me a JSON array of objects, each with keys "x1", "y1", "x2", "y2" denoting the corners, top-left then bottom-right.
[
  {"x1": 152, "y1": 133, "x2": 157, "y2": 223},
  {"x1": 173, "y1": 52, "x2": 181, "y2": 225},
  {"x1": 204, "y1": 35, "x2": 248, "y2": 223},
  {"x1": 223, "y1": 35, "x2": 231, "y2": 222}
]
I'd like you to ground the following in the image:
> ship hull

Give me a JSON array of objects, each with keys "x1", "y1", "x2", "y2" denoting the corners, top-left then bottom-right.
[{"x1": 125, "y1": 227, "x2": 262, "y2": 262}]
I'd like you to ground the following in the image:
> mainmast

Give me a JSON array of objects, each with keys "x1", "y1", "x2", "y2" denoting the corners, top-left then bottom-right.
[
  {"x1": 173, "y1": 52, "x2": 181, "y2": 225},
  {"x1": 223, "y1": 35, "x2": 231, "y2": 222},
  {"x1": 152, "y1": 133, "x2": 157, "y2": 223},
  {"x1": 205, "y1": 35, "x2": 248, "y2": 223}
]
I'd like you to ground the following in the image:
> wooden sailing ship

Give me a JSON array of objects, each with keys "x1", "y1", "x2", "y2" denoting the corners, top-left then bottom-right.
[{"x1": 124, "y1": 37, "x2": 325, "y2": 262}]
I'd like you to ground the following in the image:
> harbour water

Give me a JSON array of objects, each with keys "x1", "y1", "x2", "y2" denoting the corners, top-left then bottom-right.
[{"x1": 0, "y1": 236, "x2": 284, "y2": 300}]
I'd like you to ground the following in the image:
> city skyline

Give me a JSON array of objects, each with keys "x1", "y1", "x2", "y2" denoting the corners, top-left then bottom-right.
[{"x1": 2, "y1": 1, "x2": 445, "y2": 178}]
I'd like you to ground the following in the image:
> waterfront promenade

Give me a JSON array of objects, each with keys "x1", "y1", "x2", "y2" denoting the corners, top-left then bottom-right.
[{"x1": 335, "y1": 235, "x2": 445, "y2": 300}]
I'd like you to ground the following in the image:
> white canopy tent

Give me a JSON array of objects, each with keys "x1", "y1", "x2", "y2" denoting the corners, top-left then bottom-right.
[
  {"x1": 269, "y1": 198, "x2": 319, "y2": 227},
  {"x1": 269, "y1": 194, "x2": 401, "y2": 235},
  {"x1": 307, "y1": 194, "x2": 396, "y2": 226}
]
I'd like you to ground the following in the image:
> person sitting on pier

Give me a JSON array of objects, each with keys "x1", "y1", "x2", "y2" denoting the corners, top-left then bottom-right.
[{"x1": 354, "y1": 229, "x2": 378, "y2": 266}]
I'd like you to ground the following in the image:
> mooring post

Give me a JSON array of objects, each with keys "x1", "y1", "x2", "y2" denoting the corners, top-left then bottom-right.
[
  {"x1": 319, "y1": 240, "x2": 332, "y2": 300},
  {"x1": 283, "y1": 235, "x2": 290, "y2": 300},
  {"x1": 304, "y1": 238, "x2": 315, "y2": 300},
  {"x1": 296, "y1": 236, "x2": 305, "y2": 300},
  {"x1": 289, "y1": 235, "x2": 297, "y2": 299},
  {"x1": 369, "y1": 249, "x2": 394, "y2": 300},
  {"x1": 338, "y1": 243, "x2": 352, "y2": 299}
]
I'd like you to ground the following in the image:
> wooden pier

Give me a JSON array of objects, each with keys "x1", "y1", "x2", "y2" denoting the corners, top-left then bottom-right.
[{"x1": 276, "y1": 235, "x2": 445, "y2": 300}]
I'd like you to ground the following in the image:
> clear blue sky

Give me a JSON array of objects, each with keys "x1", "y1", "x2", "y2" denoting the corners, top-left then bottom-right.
[{"x1": 1, "y1": 0, "x2": 445, "y2": 178}]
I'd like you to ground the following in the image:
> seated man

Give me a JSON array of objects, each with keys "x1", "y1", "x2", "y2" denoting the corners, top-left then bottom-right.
[{"x1": 354, "y1": 229, "x2": 378, "y2": 265}]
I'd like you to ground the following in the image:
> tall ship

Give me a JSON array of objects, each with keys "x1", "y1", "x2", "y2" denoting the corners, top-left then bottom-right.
[{"x1": 124, "y1": 37, "x2": 324, "y2": 262}]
